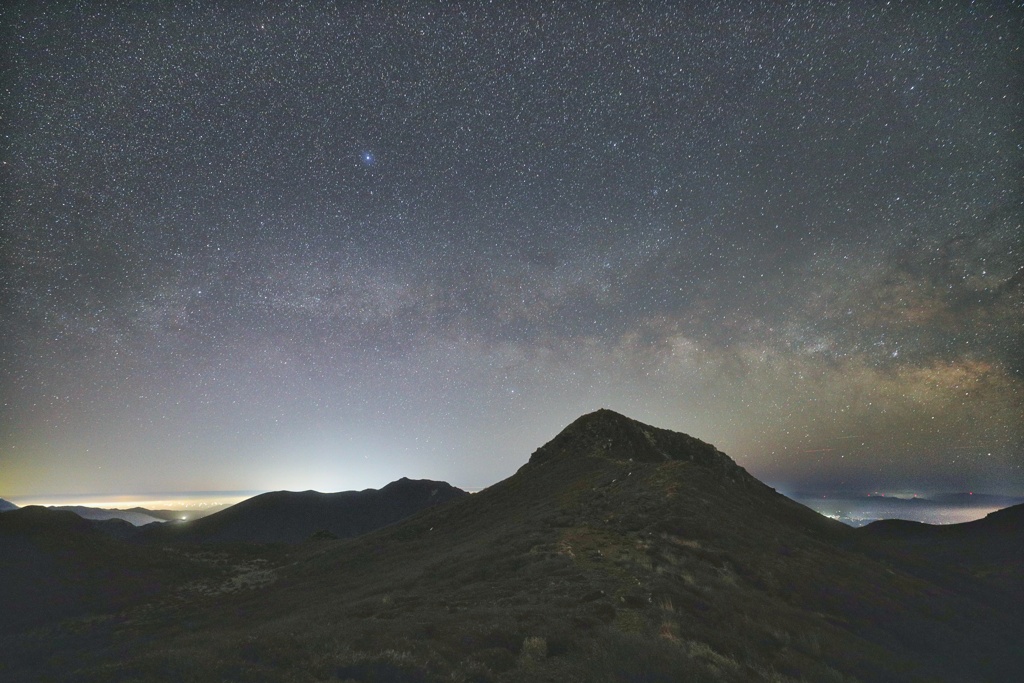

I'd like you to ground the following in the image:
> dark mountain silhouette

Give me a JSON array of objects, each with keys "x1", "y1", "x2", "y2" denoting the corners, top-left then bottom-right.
[
  {"x1": 856, "y1": 502, "x2": 1024, "y2": 599},
  {"x1": 49, "y1": 505, "x2": 218, "y2": 524},
  {"x1": 861, "y1": 500, "x2": 1024, "y2": 537},
  {"x1": 1, "y1": 410, "x2": 1021, "y2": 682},
  {"x1": 138, "y1": 477, "x2": 469, "y2": 544},
  {"x1": 0, "y1": 498, "x2": 18, "y2": 512},
  {"x1": 0, "y1": 507, "x2": 194, "y2": 632},
  {"x1": 790, "y1": 490, "x2": 1024, "y2": 526}
]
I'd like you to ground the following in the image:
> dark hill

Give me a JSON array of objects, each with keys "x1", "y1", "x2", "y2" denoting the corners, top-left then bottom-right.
[
  {"x1": 862, "y1": 500, "x2": 1024, "y2": 537},
  {"x1": 856, "y1": 502, "x2": 1024, "y2": 598},
  {"x1": 0, "y1": 507, "x2": 195, "y2": 632},
  {"x1": 138, "y1": 477, "x2": 468, "y2": 544},
  {"x1": 2, "y1": 411, "x2": 1021, "y2": 683},
  {"x1": 0, "y1": 498, "x2": 18, "y2": 512}
]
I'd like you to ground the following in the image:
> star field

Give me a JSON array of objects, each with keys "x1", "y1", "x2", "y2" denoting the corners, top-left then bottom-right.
[{"x1": 2, "y1": 2, "x2": 1021, "y2": 498}]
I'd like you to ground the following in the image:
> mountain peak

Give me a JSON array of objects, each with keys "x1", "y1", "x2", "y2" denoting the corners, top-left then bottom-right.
[{"x1": 528, "y1": 408, "x2": 739, "y2": 475}]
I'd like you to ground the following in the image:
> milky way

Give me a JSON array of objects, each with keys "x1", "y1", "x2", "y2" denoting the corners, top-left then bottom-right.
[{"x1": 2, "y1": 2, "x2": 1021, "y2": 498}]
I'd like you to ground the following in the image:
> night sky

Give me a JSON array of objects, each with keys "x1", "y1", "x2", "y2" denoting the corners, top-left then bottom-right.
[{"x1": 2, "y1": 2, "x2": 1021, "y2": 501}]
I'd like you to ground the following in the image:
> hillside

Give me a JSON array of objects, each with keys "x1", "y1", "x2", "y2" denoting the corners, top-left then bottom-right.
[
  {"x1": 138, "y1": 477, "x2": 468, "y2": 544},
  {"x1": 0, "y1": 507, "x2": 198, "y2": 632},
  {"x1": 855, "y1": 503, "x2": 1024, "y2": 599},
  {"x1": 1, "y1": 410, "x2": 1021, "y2": 682}
]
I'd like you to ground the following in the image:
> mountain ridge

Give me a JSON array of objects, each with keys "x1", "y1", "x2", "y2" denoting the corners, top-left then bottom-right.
[{"x1": 138, "y1": 477, "x2": 469, "y2": 544}]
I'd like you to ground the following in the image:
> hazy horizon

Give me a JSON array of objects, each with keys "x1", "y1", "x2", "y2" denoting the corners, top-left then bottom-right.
[
  {"x1": 5, "y1": 478, "x2": 1023, "y2": 529},
  {"x1": 8, "y1": 475, "x2": 1024, "y2": 509},
  {"x1": 2, "y1": 490, "x2": 263, "y2": 510}
]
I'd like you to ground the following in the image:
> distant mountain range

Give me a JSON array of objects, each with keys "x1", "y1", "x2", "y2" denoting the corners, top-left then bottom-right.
[
  {"x1": 791, "y1": 490, "x2": 1024, "y2": 527},
  {"x1": 1, "y1": 409, "x2": 1021, "y2": 682},
  {"x1": 137, "y1": 477, "x2": 469, "y2": 544},
  {"x1": 0, "y1": 500, "x2": 223, "y2": 526},
  {"x1": 1, "y1": 479, "x2": 468, "y2": 545},
  {"x1": 48, "y1": 505, "x2": 165, "y2": 526},
  {"x1": 791, "y1": 491, "x2": 1024, "y2": 507}
]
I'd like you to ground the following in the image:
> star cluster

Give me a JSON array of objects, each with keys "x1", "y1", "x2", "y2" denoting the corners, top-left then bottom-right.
[{"x1": 2, "y1": 2, "x2": 1021, "y2": 497}]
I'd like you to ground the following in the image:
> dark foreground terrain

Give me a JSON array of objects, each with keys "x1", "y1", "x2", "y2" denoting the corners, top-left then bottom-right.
[{"x1": 2, "y1": 410, "x2": 1021, "y2": 682}]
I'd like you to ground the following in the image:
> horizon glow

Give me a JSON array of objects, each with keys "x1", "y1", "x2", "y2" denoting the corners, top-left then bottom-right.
[{"x1": 5, "y1": 491, "x2": 263, "y2": 511}]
